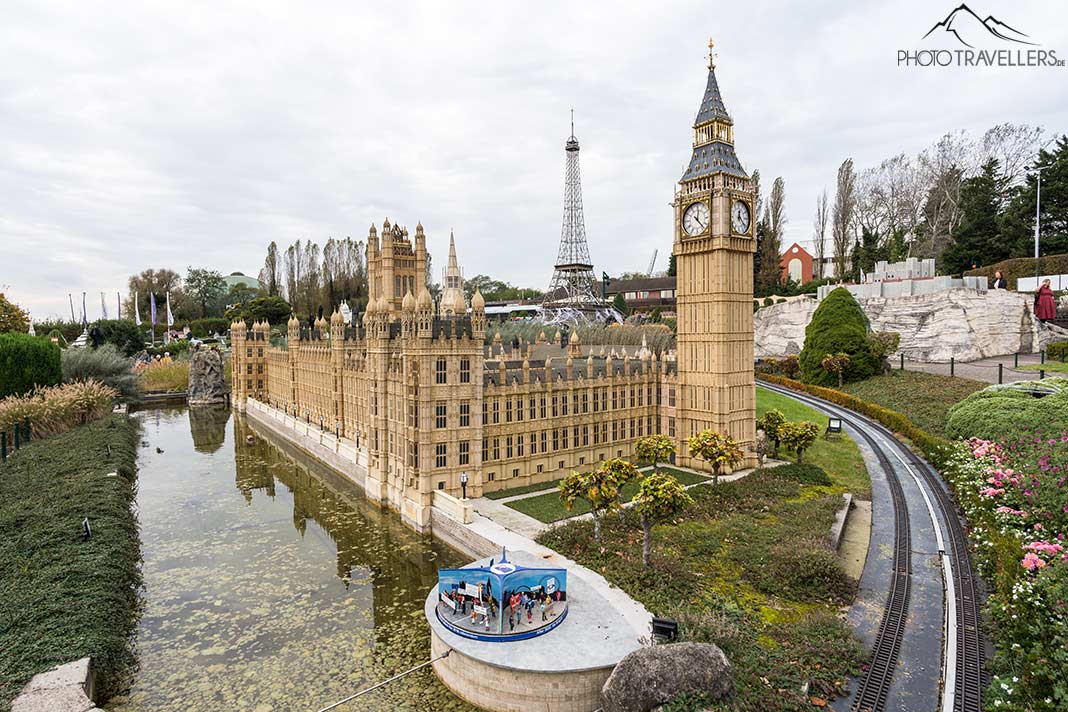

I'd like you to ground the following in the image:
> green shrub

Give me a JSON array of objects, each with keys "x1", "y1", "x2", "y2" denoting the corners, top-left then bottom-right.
[
  {"x1": 764, "y1": 539, "x2": 856, "y2": 602},
  {"x1": 92, "y1": 319, "x2": 144, "y2": 357},
  {"x1": 0, "y1": 333, "x2": 62, "y2": 398},
  {"x1": 767, "y1": 463, "x2": 832, "y2": 486},
  {"x1": 189, "y1": 318, "x2": 230, "y2": 338},
  {"x1": 763, "y1": 297, "x2": 774, "y2": 307},
  {"x1": 944, "y1": 380, "x2": 1068, "y2": 441},
  {"x1": 33, "y1": 320, "x2": 84, "y2": 343},
  {"x1": 146, "y1": 340, "x2": 190, "y2": 358},
  {"x1": 62, "y1": 345, "x2": 141, "y2": 402},
  {"x1": 1049, "y1": 341, "x2": 1068, "y2": 362},
  {"x1": 799, "y1": 288, "x2": 878, "y2": 387}
]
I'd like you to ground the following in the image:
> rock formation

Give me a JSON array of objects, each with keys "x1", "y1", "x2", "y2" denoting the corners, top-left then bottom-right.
[
  {"x1": 754, "y1": 288, "x2": 1054, "y2": 363},
  {"x1": 601, "y1": 642, "x2": 732, "y2": 712},
  {"x1": 187, "y1": 348, "x2": 229, "y2": 405}
]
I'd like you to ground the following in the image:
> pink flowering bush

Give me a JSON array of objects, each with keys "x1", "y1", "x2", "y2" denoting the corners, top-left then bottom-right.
[{"x1": 943, "y1": 432, "x2": 1068, "y2": 710}]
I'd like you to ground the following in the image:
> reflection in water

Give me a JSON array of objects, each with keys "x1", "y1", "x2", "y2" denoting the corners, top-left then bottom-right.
[
  {"x1": 107, "y1": 408, "x2": 473, "y2": 712},
  {"x1": 187, "y1": 404, "x2": 231, "y2": 454}
]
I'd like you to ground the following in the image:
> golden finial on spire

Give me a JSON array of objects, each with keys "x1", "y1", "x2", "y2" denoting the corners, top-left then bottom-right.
[{"x1": 708, "y1": 36, "x2": 716, "y2": 69}]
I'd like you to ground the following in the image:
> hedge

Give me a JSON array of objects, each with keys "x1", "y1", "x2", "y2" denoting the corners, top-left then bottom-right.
[
  {"x1": 758, "y1": 373, "x2": 952, "y2": 467},
  {"x1": 189, "y1": 318, "x2": 230, "y2": 338},
  {"x1": 965, "y1": 252, "x2": 1068, "y2": 289},
  {"x1": 0, "y1": 333, "x2": 62, "y2": 399},
  {"x1": 0, "y1": 416, "x2": 141, "y2": 707},
  {"x1": 92, "y1": 319, "x2": 144, "y2": 357}
]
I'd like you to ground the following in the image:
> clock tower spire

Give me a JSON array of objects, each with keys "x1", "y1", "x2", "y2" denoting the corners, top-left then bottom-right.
[{"x1": 672, "y1": 41, "x2": 757, "y2": 471}]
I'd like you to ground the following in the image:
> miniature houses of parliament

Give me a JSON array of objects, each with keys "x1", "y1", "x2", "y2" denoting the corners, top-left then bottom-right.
[{"x1": 230, "y1": 44, "x2": 755, "y2": 531}]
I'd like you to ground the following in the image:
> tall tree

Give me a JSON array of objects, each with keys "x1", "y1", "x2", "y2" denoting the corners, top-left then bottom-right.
[
  {"x1": 259, "y1": 241, "x2": 281, "y2": 297},
  {"x1": 184, "y1": 267, "x2": 227, "y2": 318},
  {"x1": 942, "y1": 158, "x2": 1008, "y2": 274},
  {"x1": 1000, "y1": 135, "x2": 1068, "y2": 260},
  {"x1": 813, "y1": 189, "x2": 829, "y2": 279},
  {"x1": 667, "y1": 253, "x2": 677, "y2": 277},
  {"x1": 758, "y1": 177, "x2": 786, "y2": 294},
  {"x1": 832, "y1": 159, "x2": 857, "y2": 279},
  {"x1": 125, "y1": 269, "x2": 183, "y2": 321}
]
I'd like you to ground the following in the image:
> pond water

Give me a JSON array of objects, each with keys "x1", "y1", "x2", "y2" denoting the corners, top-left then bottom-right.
[{"x1": 106, "y1": 407, "x2": 473, "y2": 712}]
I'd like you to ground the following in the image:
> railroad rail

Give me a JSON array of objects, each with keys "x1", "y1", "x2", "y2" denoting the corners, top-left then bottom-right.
[{"x1": 760, "y1": 382, "x2": 985, "y2": 712}]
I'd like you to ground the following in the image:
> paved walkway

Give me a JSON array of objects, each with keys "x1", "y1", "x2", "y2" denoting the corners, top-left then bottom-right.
[{"x1": 903, "y1": 351, "x2": 1057, "y2": 384}]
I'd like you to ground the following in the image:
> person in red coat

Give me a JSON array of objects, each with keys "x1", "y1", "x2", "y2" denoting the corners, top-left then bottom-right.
[{"x1": 1035, "y1": 279, "x2": 1058, "y2": 322}]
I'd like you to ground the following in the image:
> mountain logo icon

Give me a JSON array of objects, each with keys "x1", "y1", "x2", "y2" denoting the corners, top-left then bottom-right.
[{"x1": 922, "y1": 4, "x2": 1037, "y2": 48}]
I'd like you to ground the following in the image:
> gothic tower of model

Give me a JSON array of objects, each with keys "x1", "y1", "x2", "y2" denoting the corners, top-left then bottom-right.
[{"x1": 672, "y1": 39, "x2": 757, "y2": 470}]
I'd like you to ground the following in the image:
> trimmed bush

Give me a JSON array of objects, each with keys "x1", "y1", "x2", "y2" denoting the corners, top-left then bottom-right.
[
  {"x1": 944, "y1": 380, "x2": 1068, "y2": 441},
  {"x1": 62, "y1": 345, "x2": 141, "y2": 402},
  {"x1": 0, "y1": 333, "x2": 62, "y2": 398},
  {"x1": 799, "y1": 288, "x2": 878, "y2": 387},
  {"x1": 92, "y1": 319, "x2": 144, "y2": 357},
  {"x1": 767, "y1": 463, "x2": 833, "y2": 486}
]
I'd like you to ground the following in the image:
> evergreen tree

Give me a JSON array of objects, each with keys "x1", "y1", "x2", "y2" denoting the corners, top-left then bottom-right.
[
  {"x1": 942, "y1": 158, "x2": 1007, "y2": 274},
  {"x1": 667, "y1": 253, "x2": 677, "y2": 277},
  {"x1": 1000, "y1": 135, "x2": 1068, "y2": 261}
]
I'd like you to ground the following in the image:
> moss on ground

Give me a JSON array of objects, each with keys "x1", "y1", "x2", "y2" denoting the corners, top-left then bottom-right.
[{"x1": 0, "y1": 416, "x2": 142, "y2": 710}]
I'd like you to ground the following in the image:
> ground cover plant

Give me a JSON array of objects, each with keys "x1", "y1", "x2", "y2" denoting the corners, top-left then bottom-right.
[
  {"x1": 941, "y1": 433, "x2": 1068, "y2": 710},
  {"x1": 539, "y1": 466, "x2": 864, "y2": 711},
  {"x1": 839, "y1": 371, "x2": 986, "y2": 437},
  {"x1": 0, "y1": 416, "x2": 141, "y2": 710}
]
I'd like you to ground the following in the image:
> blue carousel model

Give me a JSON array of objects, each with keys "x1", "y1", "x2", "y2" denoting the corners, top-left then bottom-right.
[{"x1": 435, "y1": 548, "x2": 568, "y2": 642}]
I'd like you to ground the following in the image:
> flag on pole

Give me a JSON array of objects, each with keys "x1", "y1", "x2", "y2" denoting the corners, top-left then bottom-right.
[
  {"x1": 100, "y1": 292, "x2": 108, "y2": 320},
  {"x1": 28, "y1": 317, "x2": 35, "y2": 336},
  {"x1": 150, "y1": 293, "x2": 157, "y2": 325},
  {"x1": 166, "y1": 292, "x2": 174, "y2": 328},
  {"x1": 81, "y1": 292, "x2": 88, "y2": 329},
  {"x1": 117, "y1": 292, "x2": 122, "y2": 321},
  {"x1": 134, "y1": 294, "x2": 142, "y2": 326}
]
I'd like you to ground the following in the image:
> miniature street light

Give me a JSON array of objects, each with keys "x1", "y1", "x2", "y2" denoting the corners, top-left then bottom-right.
[{"x1": 460, "y1": 471, "x2": 468, "y2": 500}]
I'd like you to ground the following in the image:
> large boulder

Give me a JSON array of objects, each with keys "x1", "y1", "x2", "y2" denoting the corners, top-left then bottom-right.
[
  {"x1": 601, "y1": 642, "x2": 732, "y2": 712},
  {"x1": 754, "y1": 288, "x2": 1046, "y2": 363},
  {"x1": 187, "y1": 348, "x2": 228, "y2": 405}
]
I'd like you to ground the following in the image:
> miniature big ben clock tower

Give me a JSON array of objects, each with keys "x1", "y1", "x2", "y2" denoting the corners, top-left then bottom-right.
[{"x1": 673, "y1": 39, "x2": 757, "y2": 470}]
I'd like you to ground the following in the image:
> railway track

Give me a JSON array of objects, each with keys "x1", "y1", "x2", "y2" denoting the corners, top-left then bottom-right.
[{"x1": 760, "y1": 382, "x2": 985, "y2": 712}]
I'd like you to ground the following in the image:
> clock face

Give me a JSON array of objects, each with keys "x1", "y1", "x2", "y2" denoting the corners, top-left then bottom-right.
[
  {"x1": 731, "y1": 200, "x2": 751, "y2": 234},
  {"x1": 683, "y1": 202, "x2": 709, "y2": 236}
]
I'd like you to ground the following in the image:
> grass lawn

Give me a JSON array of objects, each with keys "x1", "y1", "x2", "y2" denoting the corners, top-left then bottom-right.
[
  {"x1": 0, "y1": 416, "x2": 141, "y2": 710},
  {"x1": 1019, "y1": 361, "x2": 1068, "y2": 373},
  {"x1": 539, "y1": 469, "x2": 864, "y2": 710},
  {"x1": 484, "y1": 477, "x2": 565, "y2": 500},
  {"x1": 837, "y1": 371, "x2": 986, "y2": 436},
  {"x1": 756, "y1": 386, "x2": 870, "y2": 498},
  {"x1": 505, "y1": 467, "x2": 710, "y2": 523}
]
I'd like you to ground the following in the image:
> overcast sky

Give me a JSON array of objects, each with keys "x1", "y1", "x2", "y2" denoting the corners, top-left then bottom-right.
[{"x1": 3, "y1": 0, "x2": 1067, "y2": 319}]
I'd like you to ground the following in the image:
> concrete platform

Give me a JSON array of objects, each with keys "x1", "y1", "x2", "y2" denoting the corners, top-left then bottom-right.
[{"x1": 425, "y1": 550, "x2": 642, "y2": 711}]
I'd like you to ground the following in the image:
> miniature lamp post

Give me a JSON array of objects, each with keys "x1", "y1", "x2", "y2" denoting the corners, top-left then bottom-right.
[{"x1": 460, "y1": 471, "x2": 468, "y2": 500}]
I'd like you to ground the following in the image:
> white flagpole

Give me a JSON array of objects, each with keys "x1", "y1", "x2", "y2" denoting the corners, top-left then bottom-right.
[
  {"x1": 134, "y1": 294, "x2": 142, "y2": 326},
  {"x1": 100, "y1": 292, "x2": 108, "y2": 320}
]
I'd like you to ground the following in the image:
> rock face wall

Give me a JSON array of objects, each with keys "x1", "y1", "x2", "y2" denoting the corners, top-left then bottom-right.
[
  {"x1": 187, "y1": 348, "x2": 229, "y2": 405},
  {"x1": 754, "y1": 289, "x2": 1047, "y2": 363}
]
